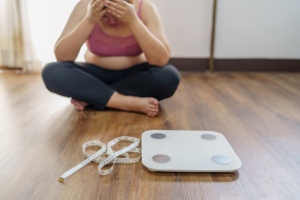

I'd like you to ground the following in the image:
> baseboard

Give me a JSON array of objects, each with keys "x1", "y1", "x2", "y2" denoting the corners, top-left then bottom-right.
[
  {"x1": 0, "y1": 66, "x2": 22, "y2": 70},
  {"x1": 169, "y1": 58, "x2": 300, "y2": 72},
  {"x1": 2, "y1": 59, "x2": 299, "y2": 72},
  {"x1": 169, "y1": 58, "x2": 209, "y2": 71},
  {"x1": 214, "y1": 59, "x2": 300, "y2": 72}
]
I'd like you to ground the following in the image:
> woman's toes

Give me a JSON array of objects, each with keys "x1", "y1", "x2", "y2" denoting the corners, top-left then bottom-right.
[
  {"x1": 148, "y1": 112, "x2": 155, "y2": 117},
  {"x1": 150, "y1": 106, "x2": 158, "y2": 111},
  {"x1": 149, "y1": 105, "x2": 156, "y2": 109},
  {"x1": 71, "y1": 99, "x2": 87, "y2": 110},
  {"x1": 150, "y1": 110, "x2": 158, "y2": 116},
  {"x1": 149, "y1": 98, "x2": 158, "y2": 105},
  {"x1": 149, "y1": 108, "x2": 158, "y2": 112},
  {"x1": 79, "y1": 101, "x2": 88, "y2": 106},
  {"x1": 151, "y1": 107, "x2": 158, "y2": 111},
  {"x1": 73, "y1": 102, "x2": 82, "y2": 111}
]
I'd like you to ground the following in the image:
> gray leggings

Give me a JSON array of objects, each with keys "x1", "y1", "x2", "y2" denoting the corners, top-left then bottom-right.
[{"x1": 41, "y1": 61, "x2": 180, "y2": 110}]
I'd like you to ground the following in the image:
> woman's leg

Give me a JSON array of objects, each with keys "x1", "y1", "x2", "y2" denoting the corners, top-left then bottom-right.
[
  {"x1": 41, "y1": 61, "x2": 115, "y2": 110},
  {"x1": 105, "y1": 63, "x2": 181, "y2": 116},
  {"x1": 42, "y1": 61, "x2": 180, "y2": 116}
]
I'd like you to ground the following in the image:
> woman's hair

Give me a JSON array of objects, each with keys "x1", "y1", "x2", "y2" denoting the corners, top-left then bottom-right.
[{"x1": 101, "y1": 0, "x2": 130, "y2": 11}]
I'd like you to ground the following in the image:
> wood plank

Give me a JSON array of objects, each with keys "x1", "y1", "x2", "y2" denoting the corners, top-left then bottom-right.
[{"x1": 0, "y1": 72, "x2": 299, "y2": 200}]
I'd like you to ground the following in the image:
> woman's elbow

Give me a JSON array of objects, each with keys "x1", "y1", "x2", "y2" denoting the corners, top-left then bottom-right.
[
  {"x1": 54, "y1": 48, "x2": 76, "y2": 62},
  {"x1": 149, "y1": 53, "x2": 170, "y2": 67},
  {"x1": 158, "y1": 57, "x2": 171, "y2": 67}
]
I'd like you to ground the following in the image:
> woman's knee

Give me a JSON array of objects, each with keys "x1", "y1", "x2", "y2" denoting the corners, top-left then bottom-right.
[
  {"x1": 154, "y1": 64, "x2": 181, "y2": 99},
  {"x1": 160, "y1": 64, "x2": 180, "y2": 89},
  {"x1": 165, "y1": 64, "x2": 181, "y2": 86},
  {"x1": 41, "y1": 61, "x2": 73, "y2": 92}
]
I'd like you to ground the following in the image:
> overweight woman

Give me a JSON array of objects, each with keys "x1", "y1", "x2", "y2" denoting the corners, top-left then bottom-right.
[{"x1": 42, "y1": 0, "x2": 180, "y2": 117}]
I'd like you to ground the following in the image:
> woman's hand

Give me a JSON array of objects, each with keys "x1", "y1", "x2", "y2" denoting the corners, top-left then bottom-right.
[
  {"x1": 85, "y1": 0, "x2": 107, "y2": 24},
  {"x1": 105, "y1": 0, "x2": 138, "y2": 25}
]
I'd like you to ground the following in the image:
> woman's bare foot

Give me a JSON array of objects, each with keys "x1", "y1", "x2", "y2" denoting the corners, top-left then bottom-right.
[
  {"x1": 71, "y1": 99, "x2": 88, "y2": 111},
  {"x1": 106, "y1": 92, "x2": 159, "y2": 117}
]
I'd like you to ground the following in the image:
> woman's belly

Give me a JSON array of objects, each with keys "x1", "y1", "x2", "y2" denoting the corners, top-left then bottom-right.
[{"x1": 84, "y1": 49, "x2": 148, "y2": 70}]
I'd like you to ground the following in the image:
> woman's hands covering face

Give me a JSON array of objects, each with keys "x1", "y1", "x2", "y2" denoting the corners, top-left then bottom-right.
[
  {"x1": 85, "y1": 0, "x2": 107, "y2": 24},
  {"x1": 105, "y1": 0, "x2": 138, "y2": 25}
]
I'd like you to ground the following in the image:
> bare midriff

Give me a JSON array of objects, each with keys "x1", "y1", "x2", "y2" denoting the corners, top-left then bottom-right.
[{"x1": 84, "y1": 49, "x2": 147, "y2": 70}]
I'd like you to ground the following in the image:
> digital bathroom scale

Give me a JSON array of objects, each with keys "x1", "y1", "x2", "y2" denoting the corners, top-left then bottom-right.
[{"x1": 141, "y1": 130, "x2": 242, "y2": 172}]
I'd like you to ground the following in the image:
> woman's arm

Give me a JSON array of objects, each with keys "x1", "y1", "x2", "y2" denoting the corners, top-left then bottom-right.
[
  {"x1": 106, "y1": 0, "x2": 171, "y2": 67},
  {"x1": 128, "y1": 1, "x2": 171, "y2": 66},
  {"x1": 54, "y1": 0, "x2": 89, "y2": 61}
]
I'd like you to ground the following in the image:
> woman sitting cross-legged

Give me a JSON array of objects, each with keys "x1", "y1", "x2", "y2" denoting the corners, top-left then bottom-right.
[{"x1": 42, "y1": 0, "x2": 180, "y2": 117}]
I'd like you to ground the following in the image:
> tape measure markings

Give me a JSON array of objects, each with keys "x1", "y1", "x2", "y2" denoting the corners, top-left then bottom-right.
[{"x1": 59, "y1": 136, "x2": 141, "y2": 183}]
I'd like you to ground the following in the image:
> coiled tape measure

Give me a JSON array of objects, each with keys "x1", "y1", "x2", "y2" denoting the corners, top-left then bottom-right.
[{"x1": 59, "y1": 136, "x2": 141, "y2": 183}]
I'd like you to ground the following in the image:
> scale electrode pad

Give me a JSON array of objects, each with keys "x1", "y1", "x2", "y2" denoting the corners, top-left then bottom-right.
[{"x1": 142, "y1": 130, "x2": 242, "y2": 172}]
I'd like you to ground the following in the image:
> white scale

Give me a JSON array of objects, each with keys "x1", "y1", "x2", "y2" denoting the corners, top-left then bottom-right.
[
  {"x1": 142, "y1": 130, "x2": 242, "y2": 173},
  {"x1": 59, "y1": 130, "x2": 242, "y2": 182}
]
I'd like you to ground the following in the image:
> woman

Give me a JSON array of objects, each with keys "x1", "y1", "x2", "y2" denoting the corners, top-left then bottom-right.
[{"x1": 42, "y1": 0, "x2": 180, "y2": 117}]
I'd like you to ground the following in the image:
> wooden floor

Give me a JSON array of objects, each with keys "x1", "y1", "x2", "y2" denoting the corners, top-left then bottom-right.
[{"x1": 1, "y1": 71, "x2": 300, "y2": 200}]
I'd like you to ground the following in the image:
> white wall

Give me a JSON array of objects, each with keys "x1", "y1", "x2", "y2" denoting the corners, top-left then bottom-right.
[
  {"x1": 28, "y1": 0, "x2": 87, "y2": 63},
  {"x1": 214, "y1": 0, "x2": 300, "y2": 59},
  {"x1": 29, "y1": 0, "x2": 300, "y2": 62},
  {"x1": 28, "y1": 0, "x2": 213, "y2": 62},
  {"x1": 151, "y1": 0, "x2": 213, "y2": 58}
]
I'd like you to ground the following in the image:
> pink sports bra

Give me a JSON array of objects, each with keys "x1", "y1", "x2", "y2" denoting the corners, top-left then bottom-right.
[{"x1": 86, "y1": 0, "x2": 144, "y2": 56}]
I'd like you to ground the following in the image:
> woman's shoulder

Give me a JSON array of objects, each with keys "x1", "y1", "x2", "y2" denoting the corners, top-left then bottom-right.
[
  {"x1": 76, "y1": 0, "x2": 92, "y2": 16},
  {"x1": 140, "y1": 0, "x2": 160, "y2": 25}
]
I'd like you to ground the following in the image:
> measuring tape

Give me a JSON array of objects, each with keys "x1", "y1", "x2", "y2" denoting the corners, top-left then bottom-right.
[{"x1": 59, "y1": 136, "x2": 141, "y2": 183}]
